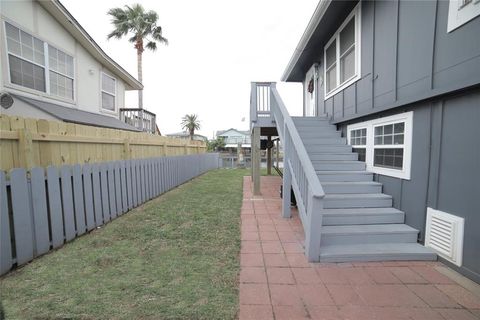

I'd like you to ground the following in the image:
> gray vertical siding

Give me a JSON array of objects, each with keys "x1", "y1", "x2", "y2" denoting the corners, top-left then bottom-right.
[
  {"x1": 317, "y1": 0, "x2": 480, "y2": 122},
  {"x1": 338, "y1": 88, "x2": 480, "y2": 282}
]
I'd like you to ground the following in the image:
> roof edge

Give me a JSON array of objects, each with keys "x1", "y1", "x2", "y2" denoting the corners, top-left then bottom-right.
[
  {"x1": 281, "y1": 0, "x2": 332, "y2": 82},
  {"x1": 38, "y1": 0, "x2": 143, "y2": 90}
]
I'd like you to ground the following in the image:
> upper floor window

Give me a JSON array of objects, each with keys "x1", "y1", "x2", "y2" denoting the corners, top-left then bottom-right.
[
  {"x1": 324, "y1": 3, "x2": 361, "y2": 99},
  {"x1": 101, "y1": 72, "x2": 116, "y2": 111},
  {"x1": 347, "y1": 112, "x2": 413, "y2": 180},
  {"x1": 447, "y1": 0, "x2": 480, "y2": 32},
  {"x1": 4, "y1": 22, "x2": 75, "y2": 100}
]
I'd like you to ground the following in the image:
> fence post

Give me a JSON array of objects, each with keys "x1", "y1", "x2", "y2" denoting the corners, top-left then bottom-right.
[
  {"x1": 37, "y1": 120, "x2": 54, "y2": 167},
  {"x1": 18, "y1": 128, "x2": 34, "y2": 169},
  {"x1": 123, "y1": 139, "x2": 131, "y2": 160}
]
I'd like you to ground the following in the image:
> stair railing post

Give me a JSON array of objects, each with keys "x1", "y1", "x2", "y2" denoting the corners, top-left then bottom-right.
[
  {"x1": 305, "y1": 194, "x2": 323, "y2": 262},
  {"x1": 282, "y1": 131, "x2": 292, "y2": 218}
]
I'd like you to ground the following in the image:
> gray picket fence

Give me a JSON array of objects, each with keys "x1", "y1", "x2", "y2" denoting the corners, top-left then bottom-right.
[{"x1": 0, "y1": 153, "x2": 219, "y2": 276}]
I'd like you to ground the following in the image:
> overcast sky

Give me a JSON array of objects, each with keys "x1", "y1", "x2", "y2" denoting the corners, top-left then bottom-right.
[{"x1": 61, "y1": 0, "x2": 318, "y2": 138}]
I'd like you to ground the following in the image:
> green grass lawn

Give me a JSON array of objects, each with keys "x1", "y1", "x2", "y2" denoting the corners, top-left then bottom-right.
[{"x1": 0, "y1": 169, "x2": 248, "y2": 320}]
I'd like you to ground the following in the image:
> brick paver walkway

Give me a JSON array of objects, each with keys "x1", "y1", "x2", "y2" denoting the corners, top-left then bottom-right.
[{"x1": 240, "y1": 176, "x2": 480, "y2": 320}]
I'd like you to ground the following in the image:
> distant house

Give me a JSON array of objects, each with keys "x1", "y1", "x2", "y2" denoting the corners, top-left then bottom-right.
[
  {"x1": 251, "y1": 0, "x2": 480, "y2": 283},
  {"x1": 0, "y1": 0, "x2": 156, "y2": 133},
  {"x1": 165, "y1": 132, "x2": 208, "y2": 142},
  {"x1": 216, "y1": 128, "x2": 251, "y2": 150}
]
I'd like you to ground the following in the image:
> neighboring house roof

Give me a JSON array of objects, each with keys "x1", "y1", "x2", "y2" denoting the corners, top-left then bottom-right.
[
  {"x1": 13, "y1": 94, "x2": 140, "y2": 131},
  {"x1": 282, "y1": 0, "x2": 357, "y2": 82},
  {"x1": 165, "y1": 132, "x2": 208, "y2": 141},
  {"x1": 37, "y1": 0, "x2": 143, "y2": 91},
  {"x1": 216, "y1": 128, "x2": 250, "y2": 136}
]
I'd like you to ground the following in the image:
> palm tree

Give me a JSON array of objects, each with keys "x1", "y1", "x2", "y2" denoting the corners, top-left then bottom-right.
[
  {"x1": 181, "y1": 114, "x2": 201, "y2": 140},
  {"x1": 107, "y1": 4, "x2": 168, "y2": 109}
]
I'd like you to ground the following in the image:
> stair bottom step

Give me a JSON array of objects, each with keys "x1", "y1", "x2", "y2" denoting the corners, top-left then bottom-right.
[{"x1": 319, "y1": 243, "x2": 437, "y2": 263}]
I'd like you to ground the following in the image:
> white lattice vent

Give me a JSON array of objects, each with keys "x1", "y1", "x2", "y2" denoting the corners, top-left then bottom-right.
[{"x1": 425, "y1": 208, "x2": 464, "y2": 266}]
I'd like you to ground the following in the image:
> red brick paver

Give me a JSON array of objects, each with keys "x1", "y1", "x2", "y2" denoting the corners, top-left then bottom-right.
[{"x1": 239, "y1": 176, "x2": 480, "y2": 320}]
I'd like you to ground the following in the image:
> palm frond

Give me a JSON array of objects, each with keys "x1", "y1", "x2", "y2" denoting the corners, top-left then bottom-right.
[
  {"x1": 152, "y1": 26, "x2": 169, "y2": 45},
  {"x1": 145, "y1": 42, "x2": 157, "y2": 51}
]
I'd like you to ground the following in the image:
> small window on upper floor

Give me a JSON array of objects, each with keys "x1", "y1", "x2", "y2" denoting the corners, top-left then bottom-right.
[
  {"x1": 4, "y1": 21, "x2": 75, "y2": 100},
  {"x1": 101, "y1": 72, "x2": 116, "y2": 111},
  {"x1": 324, "y1": 3, "x2": 361, "y2": 100},
  {"x1": 448, "y1": 0, "x2": 480, "y2": 32}
]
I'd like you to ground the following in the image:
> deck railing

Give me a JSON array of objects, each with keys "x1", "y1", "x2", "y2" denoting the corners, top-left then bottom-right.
[
  {"x1": 250, "y1": 82, "x2": 325, "y2": 261},
  {"x1": 120, "y1": 108, "x2": 156, "y2": 134}
]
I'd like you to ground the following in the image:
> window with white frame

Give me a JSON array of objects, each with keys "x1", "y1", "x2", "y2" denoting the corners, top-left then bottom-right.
[
  {"x1": 101, "y1": 72, "x2": 116, "y2": 111},
  {"x1": 4, "y1": 22, "x2": 75, "y2": 100},
  {"x1": 324, "y1": 3, "x2": 361, "y2": 99},
  {"x1": 347, "y1": 112, "x2": 413, "y2": 179},
  {"x1": 447, "y1": 0, "x2": 480, "y2": 32},
  {"x1": 349, "y1": 128, "x2": 367, "y2": 162}
]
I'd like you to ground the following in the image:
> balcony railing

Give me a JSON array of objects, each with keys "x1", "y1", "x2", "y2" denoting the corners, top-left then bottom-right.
[
  {"x1": 120, "y1": 108, "x2": 156, "y2": 134},
  {"x1": 250, "y1": 82, "x2": 326, "y2": 262}
]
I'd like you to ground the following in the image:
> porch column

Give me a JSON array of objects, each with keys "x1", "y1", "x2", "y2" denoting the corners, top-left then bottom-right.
[
  {"x1": 267, "y1": 135, "x2": 272, "y2": 175},
  {"x1": 252, "y1": 127, "x2": 261, "y2": 195}
]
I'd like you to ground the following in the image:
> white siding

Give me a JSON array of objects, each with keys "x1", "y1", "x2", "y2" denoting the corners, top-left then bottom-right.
[{"x1": 0, "y1": 0, "x2": 128, "y2": 119}]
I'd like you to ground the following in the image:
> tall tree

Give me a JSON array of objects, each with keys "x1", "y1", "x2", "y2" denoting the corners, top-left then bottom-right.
[
  {"x1": 181, "y1": 114, "x2": 201, "y2": 140},
  {"x1": 107, "y1": 4, "x2": 168, "y2": 109}
]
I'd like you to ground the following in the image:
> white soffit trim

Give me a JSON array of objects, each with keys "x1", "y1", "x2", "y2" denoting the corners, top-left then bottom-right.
[{"x1": 281, "y1": 0, "x2": 332, "y2": 82}]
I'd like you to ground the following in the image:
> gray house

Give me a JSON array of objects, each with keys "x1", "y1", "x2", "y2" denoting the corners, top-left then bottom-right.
[{"x1": 250, "y1": 0, "x2": 479, "y2": 283}]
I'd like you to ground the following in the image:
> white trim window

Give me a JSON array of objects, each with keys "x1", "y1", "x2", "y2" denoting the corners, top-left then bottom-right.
[
  {"x1": 349, "y1": 127, "x2": 367, "y2": 162},
  {"x1": 447, "y1": 0, "x2": 480, "y2": 32},
  {"x1": 324, "y1": 3, "x2": 361, "y2": 100},
  {"x1": 4, "y1": 21, "x2": 75, "y2": 100},
  {"x1": 101, "y1": 72, "x2": 116, "y2": 111},
  {"x1": 48, "y1": 45, "x2": 74, "y2": 100},
  {"x1": 347, "y1": 112, "x2": 413, "y2": 180}
]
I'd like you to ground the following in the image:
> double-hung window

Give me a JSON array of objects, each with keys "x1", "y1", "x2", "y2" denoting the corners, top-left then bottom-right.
[
  {"x1": 101, "y1": 72, "x2": 116, "y2": 111},
  {"x1": 324, "y1": 3, "x2": 361, "y2": 99},
  {"x1": 5, "y1": 21, "x2": 75, "y2": 100},
  {"x1": 349, "y1": 128, "x2": 367, "y2": 162},
  {"x1": 347, "y1": 112, "x2": 413, "y2": 179}
]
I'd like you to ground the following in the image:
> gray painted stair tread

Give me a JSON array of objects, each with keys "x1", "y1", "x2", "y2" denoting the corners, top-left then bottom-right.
[
  {"x1": 321, "y1": 224, "x2": 419, "y2": 235},
  {"x1": 317, "y1": 170, "x2": 371, "y2": 175},
  {"x1": 322, "y1": 181, "x2": 382, "y2": 186},
  {"x1": 324, "y1": 193, "x2": 392, "y2": 200},
  {"x1": 319, "y1": 243, "x2": 437, "y2": 262},
  {"x1": 322, "y1": 207, "x2": 403, "y2": 215}
]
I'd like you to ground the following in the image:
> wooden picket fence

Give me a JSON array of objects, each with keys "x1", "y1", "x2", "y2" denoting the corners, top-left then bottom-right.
[
  {"x1": 0, "y1": 114, "x2": 207, "y2": 171},
  {"x1": 0, "y1": 153, "x2": 219, "y2": 276}
]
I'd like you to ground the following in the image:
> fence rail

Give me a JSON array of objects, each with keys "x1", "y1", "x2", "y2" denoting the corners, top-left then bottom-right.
[
  {"x1": 0, "y1": 114, "x2": 206, "y2": 171},
  {"x1": 0, "y1": 153, "x2": 219, "y2": 276}
]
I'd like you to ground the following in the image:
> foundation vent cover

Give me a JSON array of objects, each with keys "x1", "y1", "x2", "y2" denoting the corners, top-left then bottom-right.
[{"x1": 425, "y1": 208, "x2": 464, "y2": 266}]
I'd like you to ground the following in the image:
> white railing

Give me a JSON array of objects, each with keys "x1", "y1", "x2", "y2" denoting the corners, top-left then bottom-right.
[{"x1": 250, "y1": 82, "x2": 325, "y2": 261}]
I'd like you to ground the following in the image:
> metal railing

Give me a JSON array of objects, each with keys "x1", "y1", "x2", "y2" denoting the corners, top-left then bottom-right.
[
  {"x1": 120, "y1": 108, "x2": 156, "y2": 134},
  {"x1": 250, "y1": 82, "x2": 325, "y2": 261}
]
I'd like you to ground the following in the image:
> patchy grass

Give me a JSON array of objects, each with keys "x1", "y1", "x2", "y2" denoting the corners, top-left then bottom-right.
[{"x1": 0, "y1": 169, "x2": 247, "y2": 320}]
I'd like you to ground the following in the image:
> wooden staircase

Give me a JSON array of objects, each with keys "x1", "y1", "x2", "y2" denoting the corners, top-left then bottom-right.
[{"x1": 293, "y1": 116, "x2": 436, "y2": 262}]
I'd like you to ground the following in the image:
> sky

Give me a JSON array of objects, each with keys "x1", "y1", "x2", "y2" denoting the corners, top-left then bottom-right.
[{"x1": 61, "y1": 0, "x2": 319, "y2": 138}]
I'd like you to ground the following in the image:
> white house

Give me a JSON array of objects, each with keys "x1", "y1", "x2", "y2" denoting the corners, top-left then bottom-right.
[
  {"x1": 216, "y1": 128, "x2": 251, "y2": 149},
  {"x1": 0, "y1": 0, "x2": 155, "y2": 132}
]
